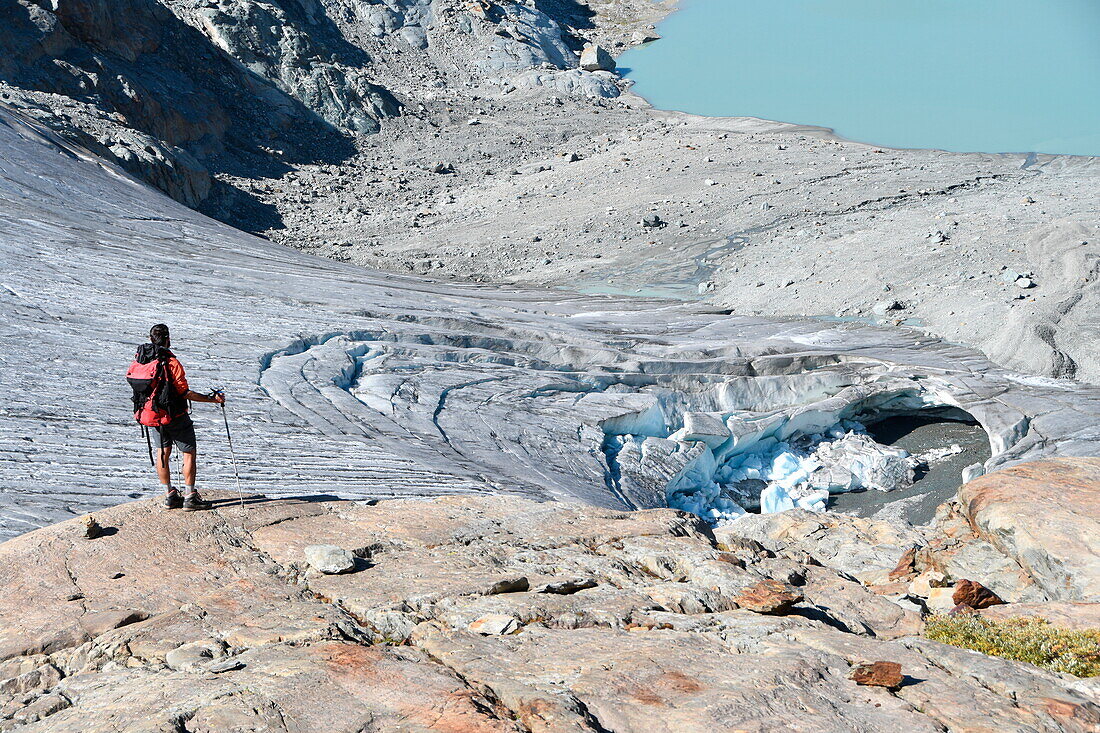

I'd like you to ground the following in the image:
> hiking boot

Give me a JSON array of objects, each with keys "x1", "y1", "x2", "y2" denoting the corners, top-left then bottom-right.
[
  {"x1": 183, "y1": 492, "x2": 212, "y2": 512},
  {"x1": 164, "y1": 491, "x2": 183, "y2": 510}
]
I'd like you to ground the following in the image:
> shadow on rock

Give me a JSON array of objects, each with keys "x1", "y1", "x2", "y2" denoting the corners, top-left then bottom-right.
[
  {"x1": 0, "y1": 0, "x2": 378, "y2": 224},
  {"x1": 199, "y1": 181, "x2": 287, "y2": 235}
]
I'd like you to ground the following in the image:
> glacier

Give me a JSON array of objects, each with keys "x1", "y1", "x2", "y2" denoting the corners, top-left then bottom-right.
[{"x1": 1, "y1": 104, "x2": 1100, "y2": 539}]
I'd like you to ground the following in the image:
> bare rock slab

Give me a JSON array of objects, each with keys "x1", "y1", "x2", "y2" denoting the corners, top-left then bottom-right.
[
  {"x1": 981, "y1": 601, "x2": 1100, "y2": 630},
  {"x1": 469, "y1": 614, "x2": 518, "y2": 636},
  {"x1": 0, "y1": 493, "x2": 1097, "y2": 731}
]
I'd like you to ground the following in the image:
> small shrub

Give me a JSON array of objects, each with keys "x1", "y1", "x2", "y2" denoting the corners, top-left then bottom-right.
[{"x1": 924, "y1": 614, "x2": 1100, "y2": 677}]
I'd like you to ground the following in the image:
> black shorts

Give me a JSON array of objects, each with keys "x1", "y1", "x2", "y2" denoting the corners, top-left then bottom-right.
[{"x1": 157, "y1": 414, "x2": 196, "y2": 453}]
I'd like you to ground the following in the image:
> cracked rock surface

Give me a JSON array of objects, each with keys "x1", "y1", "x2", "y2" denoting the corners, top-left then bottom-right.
[{"x1": 1, "y1": 490, "x2": 1098, "y2": 732}]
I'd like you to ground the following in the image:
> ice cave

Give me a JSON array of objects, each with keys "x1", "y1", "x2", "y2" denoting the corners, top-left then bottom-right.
[{"x1": 600, "y1": 379, "x2": 992, "y2": 525}]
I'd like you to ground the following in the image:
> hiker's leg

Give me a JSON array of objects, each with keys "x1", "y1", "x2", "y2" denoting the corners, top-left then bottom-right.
[
  {"x1": 180, "y1": 447, "x2": 210, "y2": 510},
  {"x1": 157, "y1": 445, "x2": 173, "y2": 487},
  {"x1": 182, "y1": 450, "x2": 197, "y2": 487}
]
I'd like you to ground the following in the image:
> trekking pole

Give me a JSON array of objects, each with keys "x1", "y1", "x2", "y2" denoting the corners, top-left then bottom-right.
[
  {"x1": 175, "y1": 448, "x2": 183, "y2": 496},
  {"x1": 143, "y1": 426, "x2": 154, "y2": 468},
  {"x1": 212, "y1": 389, "x2": 245, "y2": 511}
]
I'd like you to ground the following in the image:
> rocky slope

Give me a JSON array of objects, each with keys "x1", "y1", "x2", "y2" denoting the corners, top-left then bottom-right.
[
  {"x1": 0, "y1": 6, "x2": 1099, "y2": 728},
  {"x1": 2, "y1": 0, "x2": 1098, "y2": 382},
  {"x1": 1, "y1": 461, "x2": 1099, "y2": 731}
]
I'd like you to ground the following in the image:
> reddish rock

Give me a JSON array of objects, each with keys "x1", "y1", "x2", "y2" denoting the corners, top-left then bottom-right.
[
  {"x1": 849, "y1": 661, "x2": 904, "y2": 689},
  {"x1": 734, "y1": 579, "x2": 803, "y2": 615},
  {"x1": 953, "y1": 579, "x2": 1005, "y2": 610},
  {"x1": 958, "y1": 458, "x2": 1100, "y2": 601},
  {"x1": 888, "y1": 547, "x2": 918, "y2": 581}
]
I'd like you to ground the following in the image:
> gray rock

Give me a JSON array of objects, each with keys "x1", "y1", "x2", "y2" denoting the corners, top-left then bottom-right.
[
  {"x1": 579, "y1": 44, "x2": 615, "y2": 72},
  {"x1": 538, "y1": 578, "x2": 598, "y2": 595},
  {"x1": 166, "y1": 640, "x2": 226, "y2": 672},
  {"x1": 207, "y1": 658, "x2": 245, "y2": 674},
  {"x1": 81, "y1": 515, "x2": 102, "y2": 539},
  {"x1": 468, "y1": 614, "x2": 518, "y2": 635},
  {"x1": 872, "y1": 299, "x2": 904, "y2": 316},
  {"x1": 513, "y1": 68, "x2": 620, "y2": 98},
  {"x1": 485, "y1": 577, "x2": 530, "y2": 595},
  {"x1": 304, "y1": 544, "x2": 356, "y2": 574}
]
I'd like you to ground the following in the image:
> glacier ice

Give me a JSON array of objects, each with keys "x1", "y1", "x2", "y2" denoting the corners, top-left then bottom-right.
[{"x1": 618, "y1": 399, "x2": 925, "y2": 523}]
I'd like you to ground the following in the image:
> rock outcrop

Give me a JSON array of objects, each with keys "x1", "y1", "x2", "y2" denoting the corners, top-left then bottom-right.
[
  {"x1": 0, "y1": 0, "x2": 625, "y2": 212},
  {"x1": 957, "y1": 458, "x2": 1100, "y2": 601},
  {"x1": 0, "y1": 0, "x2": 381, "y2": 208},
  {"x1": 1, "y1": 492, "x2": 1097, "y2": 731}
]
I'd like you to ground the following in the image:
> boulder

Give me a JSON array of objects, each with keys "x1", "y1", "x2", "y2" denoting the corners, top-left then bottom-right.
[
  {"x1": 538, "y1": 578, "x2": 598, "y2": 595},
  {"x1": 733, "y1": 579, "x2": 803, "y2": 615},
  {"x1": 207, "y1": 657, "x2": 245, "y2": 674},
  {"x1": 926, "y1": 587, "x2": 958, "y2": 613},
  {"x1": 952, "y1": 579, "x2": 1004, "y2": 610},
  {"x1": 511, "y1": 68, "x2": 621, "y2": 98},
  {"x1": 887, "y1": 547, "x2": 917, "y2": 581},
  {"x1": 958, "y1": 458, "x2": 1100, "y2": 601},
  {"x1": 849, "y1": 661, "x2": 903, "y2": 689},
  {"x1": 908, "y1": 570, "x2": 949, "y2": 598},
  {"x1": 303, "y1": 544, "x2": 356, "y2": 574},
  {"x1": 630, "y1": 30, "x2": 660, "y2": 45},
  {"x1": 80, "y1": 516, "x2": 102, "y2": 540},
  {"x1": 165, "y1": 639, "x2": 226, "y2": 672},
  {"x1": 469, "y1": 614, "x2": 519, "y2": 636},
  {"x1": 485, "y1": 577, "x2": 529, "y2": 595},
  {"x1": 579, "y1": 44, "x2": 615, "y2": 72},
  {"x1": 872, "y1": 300, "x2": 904, "y2": 316}
]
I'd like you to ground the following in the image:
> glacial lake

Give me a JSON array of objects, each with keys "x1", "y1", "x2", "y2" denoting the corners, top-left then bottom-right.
[{"x1": 619, "y1": 0, "x2": 1100, "y2": 157}]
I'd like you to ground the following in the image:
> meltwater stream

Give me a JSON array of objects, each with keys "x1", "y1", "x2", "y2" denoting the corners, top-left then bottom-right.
[{"x1": 621, "y1": 0, "x2": 1100, "y2": 157}]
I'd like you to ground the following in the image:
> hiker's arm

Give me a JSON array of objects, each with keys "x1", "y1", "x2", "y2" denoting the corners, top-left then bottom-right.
[{"x1": 186, "y1": 390, "x2": 225, "y2": 404}]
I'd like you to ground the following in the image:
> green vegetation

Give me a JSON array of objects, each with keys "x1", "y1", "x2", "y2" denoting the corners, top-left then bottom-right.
[{"x1": 925, "y1": 615, "x2": 1100, "y2": 677}]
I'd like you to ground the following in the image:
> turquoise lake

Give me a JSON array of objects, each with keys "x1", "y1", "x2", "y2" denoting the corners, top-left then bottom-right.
[{"x1": 619, "y1": 0, "x2": 1100, "y2": 157}]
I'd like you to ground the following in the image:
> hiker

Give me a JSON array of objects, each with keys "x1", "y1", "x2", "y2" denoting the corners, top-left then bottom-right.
[{"x1": 126, "y1": 324, "x2": 224, "y2": 511}]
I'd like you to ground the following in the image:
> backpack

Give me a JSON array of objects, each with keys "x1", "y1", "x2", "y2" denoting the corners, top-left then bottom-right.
[{"x1": 126, "y1": 345, "x2": 175, "y2": 427}]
